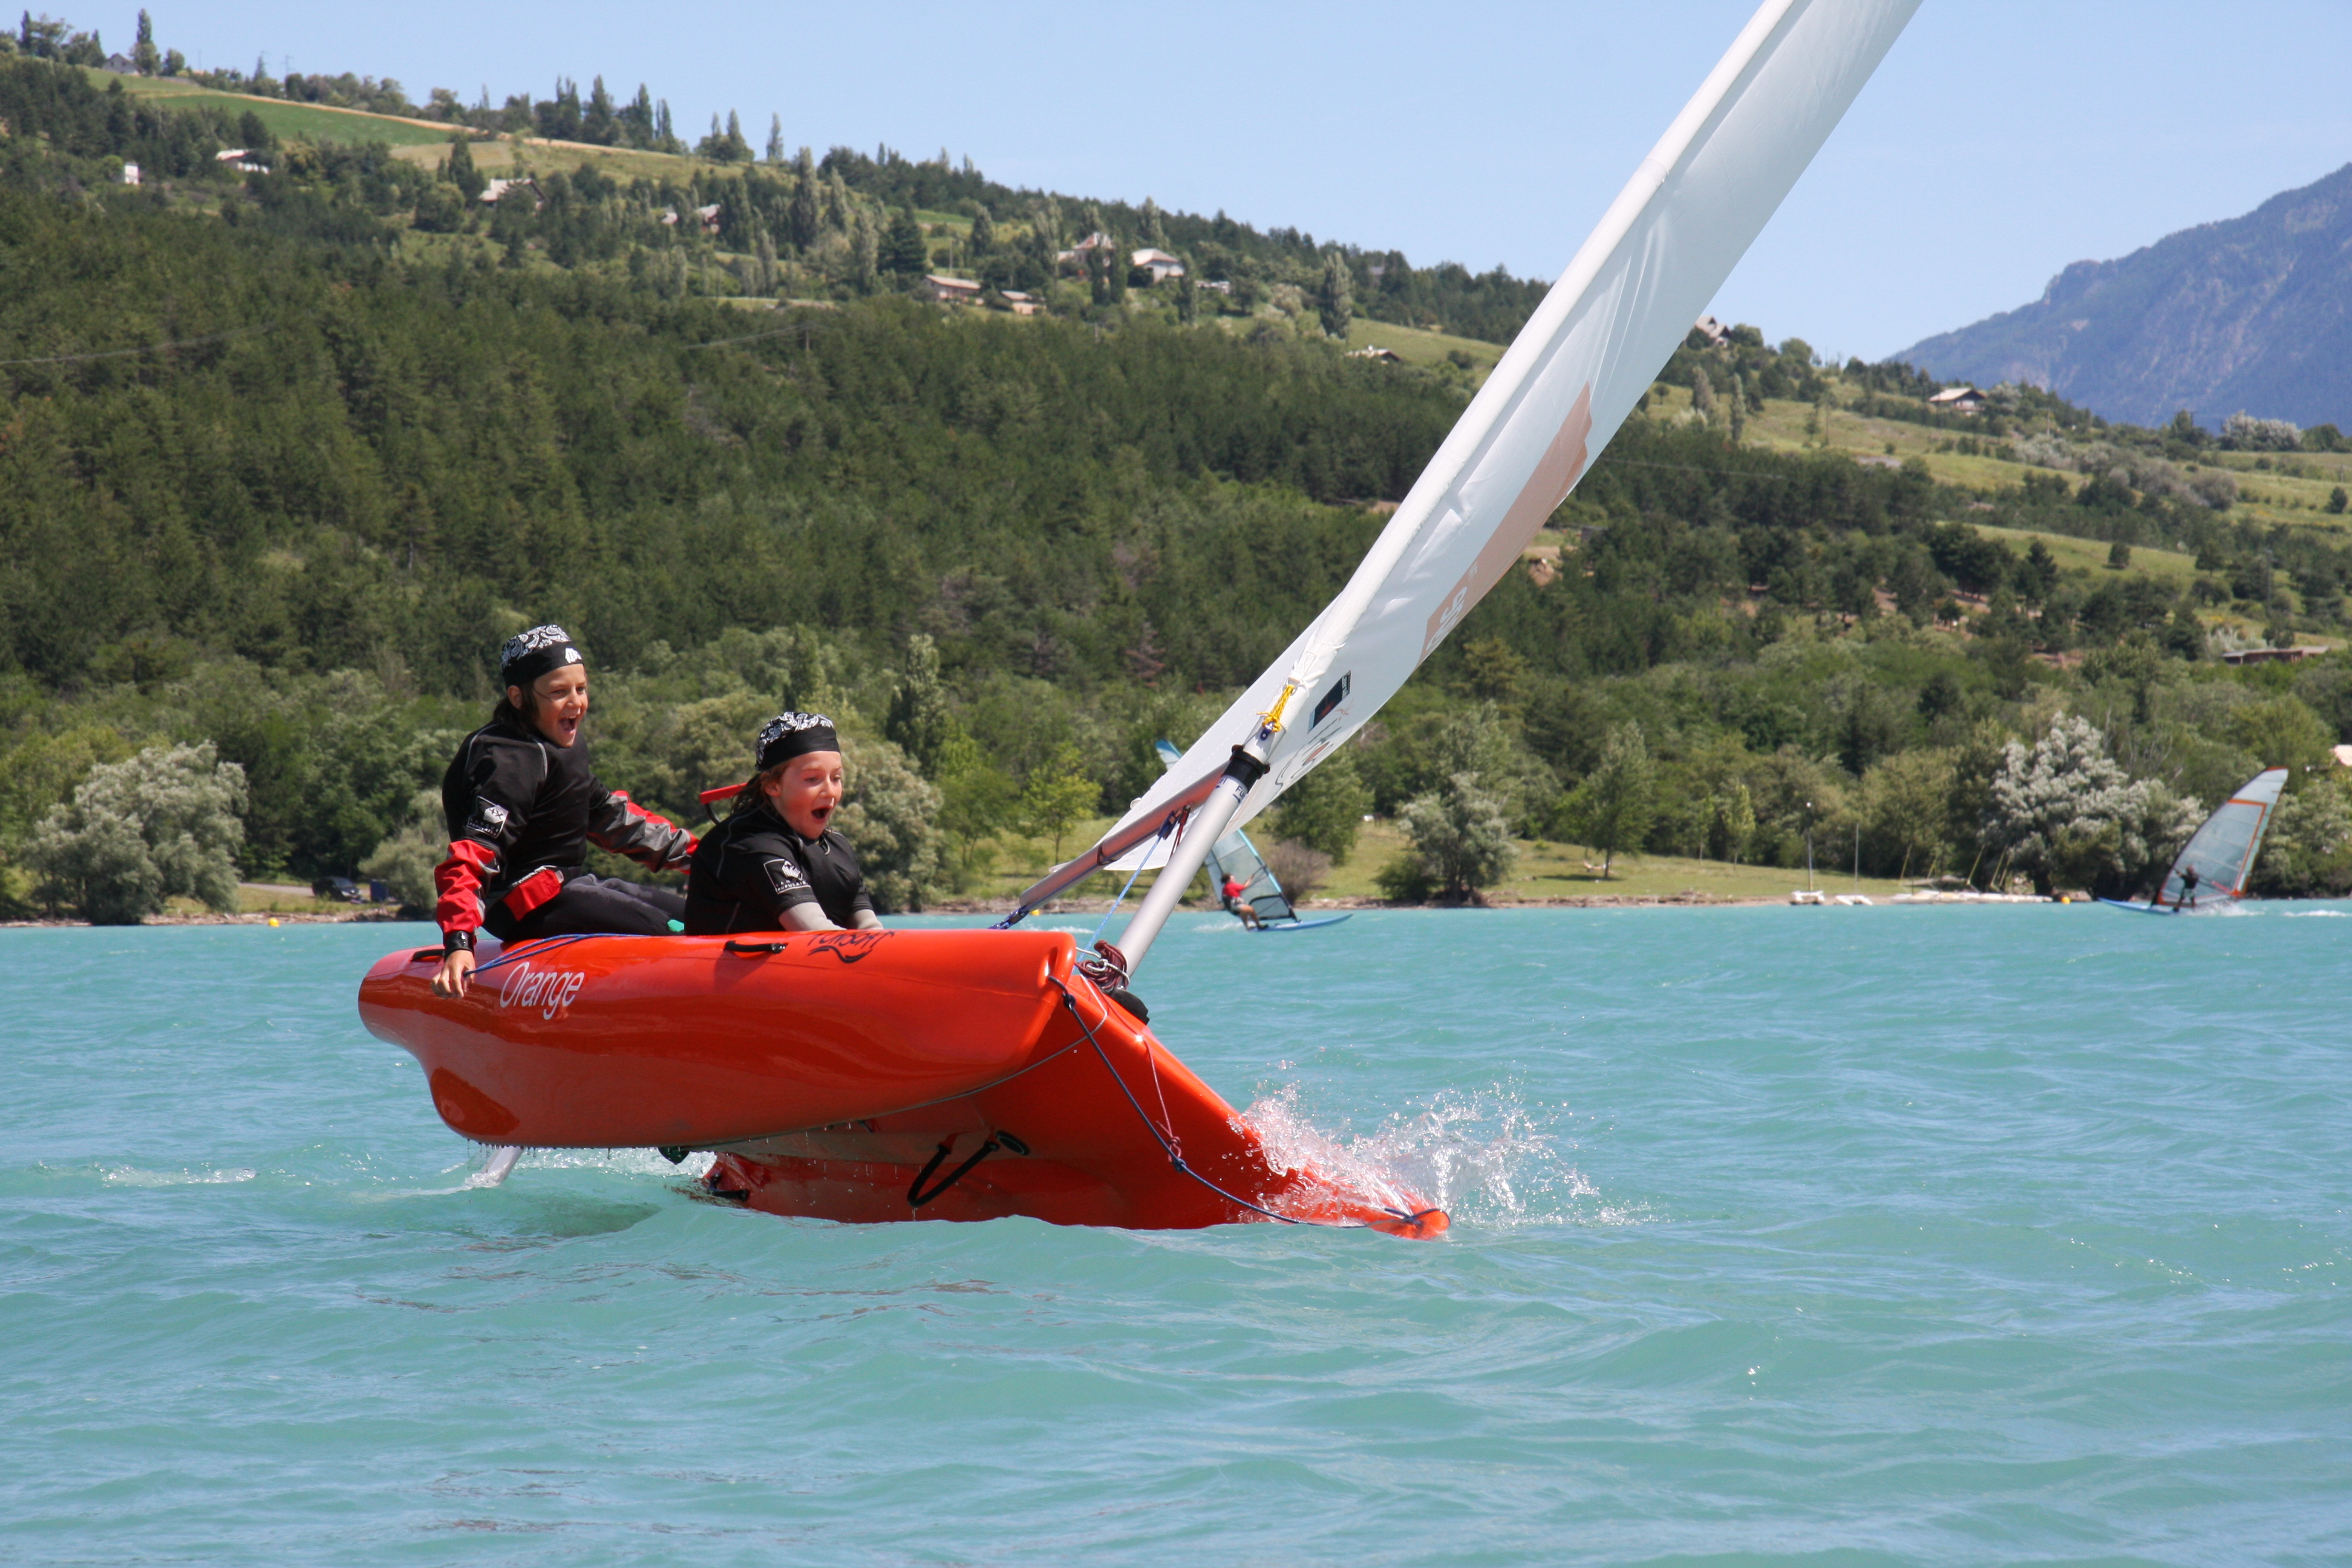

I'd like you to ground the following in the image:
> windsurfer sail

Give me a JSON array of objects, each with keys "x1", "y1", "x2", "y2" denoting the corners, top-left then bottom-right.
[
  {"x1": 2140, "y1": 766, "x2": 2288, "y2": 912},
  {"x1": 1118, "y1": 740, "x2": 1352, "y2": 932},
  {"x1": 1003, "y1": 0, "x2": 1923, "y2": 962}
]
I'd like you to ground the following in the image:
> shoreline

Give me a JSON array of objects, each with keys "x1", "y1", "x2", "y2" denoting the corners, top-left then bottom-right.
[
  {"x1": 1, "y1": 890, "x2": 1800, "y2": 929},
  {"x1": 1, "y1": 889, "x2": 2092, "y2": 929}
]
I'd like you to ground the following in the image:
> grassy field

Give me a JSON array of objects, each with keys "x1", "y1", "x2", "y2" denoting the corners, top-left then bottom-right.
[
  {"x1": 1344, "y1": 318, "x2": 1503, "y2": 373},
  {"x1": 97, "y1": 70, "x2": 454, "y2": 147},
  {"x1": 1971, "y1": 524, "x2": 2197, "y2": 586},
  {"x1": 956, "y1": 815, "x2": 1909, "y2": 912},
  {"x1": 1723, "y1": 381, "x2": 2352, "y2": 535}
]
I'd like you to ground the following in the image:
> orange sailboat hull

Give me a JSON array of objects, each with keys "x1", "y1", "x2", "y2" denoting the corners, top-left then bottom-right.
[{"x1": 356, "y1": 929, "x2": 1444, "y2": 1236}]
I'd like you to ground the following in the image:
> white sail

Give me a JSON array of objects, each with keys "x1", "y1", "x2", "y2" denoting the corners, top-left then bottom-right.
[
  {"x1": 1014, "y1": 0, "x2": 1920, "y2": 917},
  {"x1": 2158, "y1": 767, "x2": 2288, "y2": 907}
]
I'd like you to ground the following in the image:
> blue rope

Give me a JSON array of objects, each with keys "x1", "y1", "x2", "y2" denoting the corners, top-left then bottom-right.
[{"x1": 1086, "y1": 825, "x2": 1166, "y2": 949}]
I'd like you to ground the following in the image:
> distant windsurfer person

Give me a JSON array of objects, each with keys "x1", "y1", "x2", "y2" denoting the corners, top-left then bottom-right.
[
  {"x1": 2177, "y1": 864, "x2": 2199, "y2": 909},
  {"x1": 681, "y1": 713, "x2": 884, "y2": 935},
  {"x1": 1221, "y1": 873, "x2": 1263, "y2": 930},
  {"x1": 431, "y1": 626, "x2": 696, "y2": 999}
]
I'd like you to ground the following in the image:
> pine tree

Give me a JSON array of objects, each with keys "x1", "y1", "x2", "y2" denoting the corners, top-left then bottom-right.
[
  {"x1": 788, "y1": 161, "x2": 820, "y2": 249},
  {"x1": 1318, "y1": 250, "x2": 1353, "y2": 339},
  {"x1": 880, "y1": 207, "x2": 927, "y2": 276},
  {"x1": 969, "y1": 203, "x2": 993, "y2": 256},
  {"x1": 884, "y1": 635, "x2": 953, "y2": 775},
  {"x1": 753, "y1": 228, "x2": 779, "y2": 295},
  {"x1": 1729, "y1": 371, "x2": 1746, "y2": 443},
  {"x1": 850, "y1": 206, "x2": 878, "y2": 292},
  {"x1": 444, "y1": 130, "x2": 484, "y2": 201},
  {"x1": 584, "y1": 77, "x2": 616, "y2": 145},
  {"x1": 1691, "y1": 365, "x2": 1716, "y2": 425},
  {"x1": 131, "y1": 8, "x2": 157, "y2": 75},
  {"x1": 766, "y1": 113, "x2": 783, "y2": 164}
]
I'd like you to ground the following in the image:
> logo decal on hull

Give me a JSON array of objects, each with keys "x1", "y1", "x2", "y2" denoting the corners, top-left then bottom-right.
[
  {"x1": 497, "y1": 961, "x2": 586, "y2": 1019},
  {"x1": 809, "y1": 931, "x2": 887, "y2": 964}
]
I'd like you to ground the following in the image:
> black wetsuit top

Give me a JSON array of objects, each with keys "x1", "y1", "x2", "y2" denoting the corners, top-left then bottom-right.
[
  {"x1": 433, "y1": 710, "x2": 695, "y2": 945},
  {"x1": 682, "y1": 798, "x2": 874, "y2": 933}
]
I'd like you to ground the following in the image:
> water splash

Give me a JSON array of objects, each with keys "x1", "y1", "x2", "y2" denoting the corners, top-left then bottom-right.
[
  {"x1": 509, "y1": 1147, "x2": 716, "y2": 1180},
  {"x1": 99, "y1": 1164, "x2": 256, "y2": 1187},
  {"x1": 1238, "y1": 1085, "x2": 1597, "y2": 1230}
]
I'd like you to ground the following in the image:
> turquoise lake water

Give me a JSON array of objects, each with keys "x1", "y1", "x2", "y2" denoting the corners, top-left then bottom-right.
[{"x1": 4, "y1": 904, "x2": 2348, "y2": 1565}]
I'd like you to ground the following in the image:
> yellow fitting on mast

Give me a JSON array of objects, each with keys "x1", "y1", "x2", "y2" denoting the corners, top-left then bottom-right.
[{"x1": 1259, "y1": 682, "x2": 1300, "y2": 736}]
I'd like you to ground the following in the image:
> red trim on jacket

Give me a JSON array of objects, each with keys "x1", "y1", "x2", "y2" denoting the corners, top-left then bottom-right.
[
  {"x1": 433, "y1": 840, "x2": 500, "y2": 937},
  {"x1": 619, "y1": 791, "x2": 695, "y2": 854},
  {"x1": 501, "y1": 866, "x2": 567, "y2": 919}
]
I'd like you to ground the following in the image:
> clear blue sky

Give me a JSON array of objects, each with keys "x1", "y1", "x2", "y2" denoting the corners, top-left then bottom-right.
[{"x1": 128, "y1": 1, "x2": 2352, "y2": 360}]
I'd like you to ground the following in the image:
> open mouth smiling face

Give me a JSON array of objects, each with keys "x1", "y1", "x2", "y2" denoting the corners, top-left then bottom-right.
[
  {"x1": 772, "y1": 751, "x2": 846, "y2": 838},
  {"x1": 529, "y1": 667, "x2": 590, "y2": 748}
]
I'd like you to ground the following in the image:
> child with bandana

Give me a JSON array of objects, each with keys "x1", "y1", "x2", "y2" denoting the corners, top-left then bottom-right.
[
  {"x1": 431, "y1": 624, "x2": 697, "y2": 998},
  {"x1": 682, "y1": 712, "x2": 883, "y2": 935}
]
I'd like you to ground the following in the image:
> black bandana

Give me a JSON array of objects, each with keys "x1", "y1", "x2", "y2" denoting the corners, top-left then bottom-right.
[
  {"x1": 500, "y1": 624, "x2": 584, "y2": 690},
  {"x1": 755, "y1": 711, "x2": 840, "y2": 771}
]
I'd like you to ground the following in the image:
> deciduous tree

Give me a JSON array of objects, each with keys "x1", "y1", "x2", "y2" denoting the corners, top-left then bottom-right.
[
  {"x1": 1389, "y1": 771, "x2": 1516, "y2": 901},
  {"x1": 1271, "y1": 750, "x2": 1371, "y2": 863},
  {"x1": 838, "y1": 734, "x2": 944, "y2": 912},
  {"x1": 24, "y1": 743, "x2": 246, "y2": 924},
  {"x1": 1562, "y1": 721, "x2": 1655, "y2": 877},
  {"x1": 1979, "y1": 714, "x2": 2191, "y2": 897},
  {"x1": 1017, "y1": 743, "x2": 1097, "y2": 860}
]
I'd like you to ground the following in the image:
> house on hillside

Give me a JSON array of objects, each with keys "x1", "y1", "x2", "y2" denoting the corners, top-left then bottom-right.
[
  {"x1": 995, "y1": 289, "x2": 1043, "y2": 316},
  {"x1": 923, "y1": 275, "x2": 982, "y2": 305},
  {"x1": 482, "y1": 177, "x2": 544, "y2": 209},
  {"x1": 1929, "y1": 385, "x2": 1988, "y2": 414},
  {"x1": 1197, "y1": 278, "x2": 1232, "y2": 296},
  {"x1": 1692, "y1": 315, "x2": 1731, "y2": 347},
  {"x1": 214, "y1": 148, "x2": 270, "y2": 174},
  {"x1": 655, "y1": 203, "x2": 721, "y2": 234},
  {"x1": 1129, "y1": 247, "x2": 1185, "y2": 284},
  {"x1": 1053, "y1": 230, "x2": 1115, "y2": 267},
  {"x1": 1348, "y1": 345, "x2": 1403, "y2": 363},
  {"x1": 120, "y1": 162, "x2": 140, "y2": 186}
]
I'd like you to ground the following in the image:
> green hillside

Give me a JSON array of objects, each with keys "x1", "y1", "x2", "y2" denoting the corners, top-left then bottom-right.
[{"x1": 7, "y1": 39, "x2": 2352, "y2": 926}]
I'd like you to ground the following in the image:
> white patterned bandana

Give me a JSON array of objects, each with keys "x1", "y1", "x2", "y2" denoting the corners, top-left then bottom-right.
[
  {"x1": 756, "y1": 711, "x2": 839, "y2": 771},
  {"x1": 499, "y1": 624, "x2": 583, "y2": 687}
]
